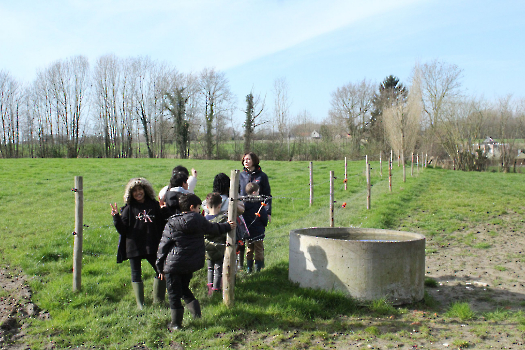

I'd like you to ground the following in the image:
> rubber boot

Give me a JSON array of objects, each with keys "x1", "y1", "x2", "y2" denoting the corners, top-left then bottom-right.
[
  {"x1": 237, "y1": 251, "x2": 244, "y2": 271},
  {"x1": 132, "y1": 281, "x2": 144, "y2": 310},
  {"x1": 152, "y1": 277, "x2": 166, "y2": 305},
  {"x1": 169, "y1": 308, "x2": 184, "y2": 330},
  {"x1": 186, "y1": 299, "x2": 201, "y2": 319},
  {"x1": 246, "y1": 260, "x2": 254, "y2": 273},
  {"x1": 254, "y1": 260, "x2": 264, "y2": 272}
]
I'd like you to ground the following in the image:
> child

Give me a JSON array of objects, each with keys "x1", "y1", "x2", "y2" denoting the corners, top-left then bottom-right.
[
  {"x1": 110, "y1": 177, "x2": 166, "y2": 310},
  {"x1": 202, "y1": 173, "x2": 247, "y2": 270},
  {"x1": 203, "y1": 192, "x2": 228, "y2": 295},
  {"x1": 242, "y1": 182, "x2": 269, "y2": 273},
  {"x1": 162, "y1": 171, "x2": 190, "y2": 216},
  {"x1": 159, "y1": 165, "x2": 197, "y2": 206},
  {"x1": 156, "y1": 193, "x2": 236, "y2": 330}
]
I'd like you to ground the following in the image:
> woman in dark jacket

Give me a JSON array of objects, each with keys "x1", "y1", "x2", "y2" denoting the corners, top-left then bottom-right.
[
  {"x1": 239, "y1": 152, "x2": 272, "y2": 218},
  {"x1": 110, "y1": 177, "x2": 166, "y2": 310}
]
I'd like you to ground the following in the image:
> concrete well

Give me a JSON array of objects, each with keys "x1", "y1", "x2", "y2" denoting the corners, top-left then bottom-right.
[{"x1": 289, "y1": 227, "x2": 425, "y2": 305}]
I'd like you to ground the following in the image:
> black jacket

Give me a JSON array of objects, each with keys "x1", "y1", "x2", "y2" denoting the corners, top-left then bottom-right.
[
  {"x1": 113, "y1": 198, "x2": 164, "y2": 263},
  {"x1": 242, "y1": 197, "x2": 268, "y2": 242},
  {"x1": 156, "y1": 211, "x2": 232, "y2": 274}
]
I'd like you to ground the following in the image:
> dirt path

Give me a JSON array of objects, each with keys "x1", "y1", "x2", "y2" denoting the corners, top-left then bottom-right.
[{"x1": 0, "y1": 267, "x2": 50, "y2": 349}]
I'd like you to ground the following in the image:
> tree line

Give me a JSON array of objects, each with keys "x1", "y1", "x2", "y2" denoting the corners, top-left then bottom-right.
[{"x1": 1, "y1": 56, "x2": 524, "y2": 170}]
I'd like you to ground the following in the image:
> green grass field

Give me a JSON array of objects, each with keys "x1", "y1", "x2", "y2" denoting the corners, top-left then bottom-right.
[{"x1": 1, "y1": 159, "x2": 524, "y2": 349}]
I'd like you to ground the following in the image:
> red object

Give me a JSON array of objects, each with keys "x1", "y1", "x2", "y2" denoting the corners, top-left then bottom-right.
[
  {"x1": 261, "y1": 202, "x2": 267, "y2": 206},
  {"x1": 342, "y1": 202, "x2": 347, "y2": 208},
  {"x1": 255, "y1": 212, "x2": 261, "y2": 217}
]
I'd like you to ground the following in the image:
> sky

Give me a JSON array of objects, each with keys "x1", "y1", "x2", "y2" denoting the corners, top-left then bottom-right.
[{"x1": 1, "y1": 0, "x2": 524, "y2": 126}]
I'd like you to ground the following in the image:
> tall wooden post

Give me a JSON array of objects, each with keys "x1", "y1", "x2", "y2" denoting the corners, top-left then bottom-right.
[
  {"x1": 389, "y1": 160, "x2": 392, "y2": 192},
  {"x1": 309, "y1": 162, "x2": 313, "y2": 207},
  {"x1": 73, "y1": 176, "x2": 83, "y2": 292},
  {"x1": 380, "y1": 151, "x2": 383, "y2": 178},
  {"x1": 366, "y1": 162, "x2": 371, "y2": 210},
  {"x1": 411, "y1": 152, "x2": 414, "y2": 177},
  {"x1": 402, "y1": 150, "x2": 406, "y2": 183},
  {"x1": 417, "y1": 153, "x2": 419, "y2": 173},
  {"x1": 329, "y1": 171, "x2": 334, "y2": 227},
  {"x1": 223, "y1": 170, "x2": 239, "y2": 307},
  {"x1": 344, "y1": 157, "x2": 347, "y2": 191}
]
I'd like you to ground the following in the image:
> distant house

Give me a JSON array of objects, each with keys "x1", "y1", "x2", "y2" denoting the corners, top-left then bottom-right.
[
  {"x1": 311, "y1": 130, "x2": 321, "y2": 139},
  {"x1": 515, "y1": 150, "x2": 525, "y2": 166},
  {"x1": 479, "y1": 137, "x2": 497, "y2": 157}
]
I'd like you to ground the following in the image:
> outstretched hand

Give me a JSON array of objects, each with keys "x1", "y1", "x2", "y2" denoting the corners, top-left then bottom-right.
[
  {"x1": 110, "y1": 203, "x2": 119, "y2": 216},
  {"x1": 228, "y1": 220, "x2": 237, "y2": 231}
]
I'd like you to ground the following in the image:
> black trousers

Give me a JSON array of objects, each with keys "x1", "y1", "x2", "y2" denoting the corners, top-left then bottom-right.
[
  {"x1": 129, "y1": 255, "x2": 157, "y2": 282},
  {"x1": 165, "y1": 272, "x2": 195, "y2": 309}
]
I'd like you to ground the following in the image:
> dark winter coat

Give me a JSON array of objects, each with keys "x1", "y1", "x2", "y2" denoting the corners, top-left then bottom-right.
[
  {"x1": 164, "y1": 190, "x2": 185, "y2": 217},
  {"x1": 156, "y1": 211, "x2": 232, "y2": 274},
  {"x1": 239, "y1": 166, "x2": 272, "y2": 215},
  {"x1": 113, "y1": 198, "x2": 165, "y2": 263},
  {"x1": 242, "y1": 197, "x2": 268, "y2": 242}
]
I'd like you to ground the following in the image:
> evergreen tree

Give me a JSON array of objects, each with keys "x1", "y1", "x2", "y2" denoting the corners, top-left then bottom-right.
[{"x1": 369, "y1": 75, "x2": 408, "y2": 150}]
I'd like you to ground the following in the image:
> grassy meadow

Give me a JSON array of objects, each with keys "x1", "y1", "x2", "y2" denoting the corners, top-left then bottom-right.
[{"x1": 1, "y1": 158, "x2": 524, "y2": 349}]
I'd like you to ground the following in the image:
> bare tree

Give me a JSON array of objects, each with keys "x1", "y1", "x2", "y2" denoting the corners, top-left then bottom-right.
[
  {"x1": 0, "y1": 71, "x2": 22, "y2": 158},
  {"x1": 93, "y1": 54, "x2": 122, "y2": 157},
  {"x1": 419, "y1": 60, "x2": 463, "y2": 156},
  {"x1": 273, "y1": 77, "x2": 291, "y2": 145},
  {"x1": 44, "y1": 56, "x2": 90, "y2": 158},
  {"x1": 199, "y1": 68, "x2": 233, "y2": 159},
  {"x1": 328, "y1": 79, "x2": 374, "y2": 154}
]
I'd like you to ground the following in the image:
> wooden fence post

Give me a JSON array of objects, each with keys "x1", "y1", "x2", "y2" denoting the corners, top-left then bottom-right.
[
  {"x1": 366, "y1": 162, "x2": 371, "y2": 210},
  {"x1": 402, "y1": 150, "x2": 406, "y2": 183},
  {"x1": 223, "y1": 170, "x2": 239, "y2": 307},
  {"x1": 389, "y1": 159, "x2": 392, "y2": 192},
  {"x1": 73, "y1": 176, "x2": 83, "y2": 292},
  {"x1": 309, "y1": 162, "x2": 313, "y2": 207},
  {"x1": 344, "y1": 157, "x2": 347, "y2": 191},
  {"x1": 411, "y1": 152, "x2": 414, "y2": 177},
  {"x1": 380, "y1": 151, "x2": 383, "y2": 178},
  {"x1": 329, "y1": 171, "x2": 334, "y2": 227}
]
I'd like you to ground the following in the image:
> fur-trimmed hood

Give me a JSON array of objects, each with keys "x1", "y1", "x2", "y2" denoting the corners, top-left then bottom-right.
[{"x1": 123, "y1": 177, "x2": 157, "y2": 204}]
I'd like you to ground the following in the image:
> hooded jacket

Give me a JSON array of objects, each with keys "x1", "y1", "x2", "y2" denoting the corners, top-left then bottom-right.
[
  {"x1": 156, "y1": 211, "x2": 232, "y2": 274},
  {"x1": 113, "y1": 178, "x2": 165, "y2": 263}
]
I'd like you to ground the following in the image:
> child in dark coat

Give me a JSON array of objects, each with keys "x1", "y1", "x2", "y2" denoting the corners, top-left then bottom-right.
[
  {"x1": 156, "y1": 193, "x2": 236, "y2": 330},
  {"x1": 110, "y1": 177, "x2": 166, "y2": 309},
  {"x1": 242, "y1": 182, "x2": 269, "y2": 273}
]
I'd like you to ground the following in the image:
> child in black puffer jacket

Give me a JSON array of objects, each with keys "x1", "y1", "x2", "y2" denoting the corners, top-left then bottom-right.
[{"x1": 156, "y1": 193, "x2": 236, "y2": 331}]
